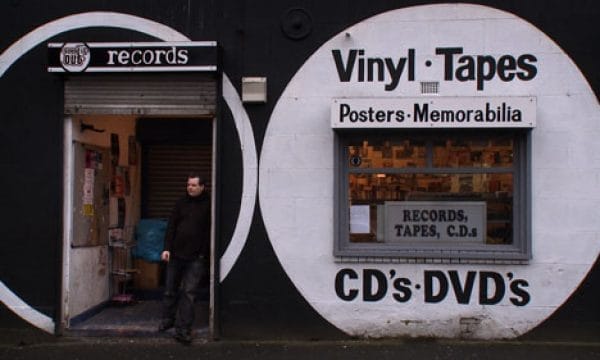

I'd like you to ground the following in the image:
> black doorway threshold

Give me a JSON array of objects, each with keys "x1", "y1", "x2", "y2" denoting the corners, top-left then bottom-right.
[{"x1": 66, "y1": 300, "x2": 209, "y2": 338}]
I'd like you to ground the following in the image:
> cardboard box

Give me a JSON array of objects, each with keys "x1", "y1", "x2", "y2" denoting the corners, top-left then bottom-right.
[{"x1": 133, "y1": 258, "x2": 161, "y2": 289}]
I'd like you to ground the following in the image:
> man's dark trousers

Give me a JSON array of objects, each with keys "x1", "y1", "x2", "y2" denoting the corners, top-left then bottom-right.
[{"x1": 161, "y1": 256, "x2": 207, "y2": 332}]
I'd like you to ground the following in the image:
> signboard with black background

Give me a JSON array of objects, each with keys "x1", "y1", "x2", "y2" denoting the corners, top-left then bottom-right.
[{"x1": 48, "y1": 42, "x2": 217, "y2": 73}]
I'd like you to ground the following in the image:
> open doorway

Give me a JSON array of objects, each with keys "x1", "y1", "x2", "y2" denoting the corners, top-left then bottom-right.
[
  {"x1": 60, "y1": 74, "x2": 217, "y2": 337},
  {"x1": 62, "y1": 115, "x2": 213, "y2": 337}
]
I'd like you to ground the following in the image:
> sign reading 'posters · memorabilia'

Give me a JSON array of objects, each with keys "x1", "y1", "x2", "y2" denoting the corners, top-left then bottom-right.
[{"x1": 331, "y1": 97, "x2": 536, "y2": 129}]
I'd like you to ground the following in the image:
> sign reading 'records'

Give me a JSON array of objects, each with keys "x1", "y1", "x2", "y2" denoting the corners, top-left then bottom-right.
[{"x1": 47, "y1": 42, "x2": 218, "y2": 73}]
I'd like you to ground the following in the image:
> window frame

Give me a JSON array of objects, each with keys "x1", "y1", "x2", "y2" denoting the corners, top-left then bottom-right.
[{"x1": 334, "y1": 129, "x2": 531, "y2": 262}]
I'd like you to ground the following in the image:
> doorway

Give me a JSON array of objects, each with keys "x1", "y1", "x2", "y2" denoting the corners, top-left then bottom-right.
[{"x1": 60, "y1": 74, "x2": 217, "y2": 338}]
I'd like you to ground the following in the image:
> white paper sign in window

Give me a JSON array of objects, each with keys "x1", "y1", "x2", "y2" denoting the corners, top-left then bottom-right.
[{"x1": 384, "y1": 201, "x2": 486, "y2": 243}]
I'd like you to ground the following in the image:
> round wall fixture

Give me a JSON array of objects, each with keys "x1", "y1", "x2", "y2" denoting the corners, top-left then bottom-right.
[{"x1": 281, "y1": 8, "x2": 312, "y2": 40}]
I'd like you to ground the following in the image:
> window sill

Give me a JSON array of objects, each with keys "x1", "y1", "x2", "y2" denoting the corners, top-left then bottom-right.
[{"x1": 333, "y1": 256, "x2": 529, "y2": 265}]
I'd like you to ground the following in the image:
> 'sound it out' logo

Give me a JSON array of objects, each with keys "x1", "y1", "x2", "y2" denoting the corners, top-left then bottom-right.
[{"x1": 60, "y1": 43, "x2": 90, "y2": 72}]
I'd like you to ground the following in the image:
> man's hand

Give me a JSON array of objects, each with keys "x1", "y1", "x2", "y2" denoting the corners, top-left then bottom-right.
[{"x1": 161, "y1": 251, "x2": 170, "y2": 262}]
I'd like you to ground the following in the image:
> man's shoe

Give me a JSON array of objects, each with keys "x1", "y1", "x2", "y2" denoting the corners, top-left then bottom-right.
[
  {"x1": 174, "y1": 329, "x2": 193, "y2": 345},
  {"x1": 158, "y1": 319, "x2": 174, "y2": 332}
]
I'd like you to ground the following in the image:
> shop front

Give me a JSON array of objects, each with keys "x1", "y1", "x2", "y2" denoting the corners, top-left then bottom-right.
[
  {"x1": 0, "y1": 2, "x2": 598, "y2": 341},
  {"x1": 260, "y1": 4, "x2": 600, "y2": 338},
  {"x1": 51, "y1": 41, "x2": 219, "y2": 336}
]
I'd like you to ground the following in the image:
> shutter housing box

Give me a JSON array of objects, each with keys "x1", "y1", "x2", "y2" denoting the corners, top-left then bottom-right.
[{"x1": 64, "y1": 74, "x2": 217, "y2": 116}]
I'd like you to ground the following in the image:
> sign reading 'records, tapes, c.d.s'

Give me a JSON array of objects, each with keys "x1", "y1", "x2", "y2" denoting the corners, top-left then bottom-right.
[
  {"x1": 383, "y1": 201, "x2": 487, "y2": 243},
  {"x1": 47, "y1": 42, "x2": 218, "y2": 73},
  {"x1": 331, "y1": 96, "x2": 536, "y2": 129}
]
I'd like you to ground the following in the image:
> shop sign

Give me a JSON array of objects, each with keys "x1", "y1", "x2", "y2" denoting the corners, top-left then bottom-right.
[
  {"x1": 334, "y1": 268, "x2": 530, "y2": 305},
  {"x1": 384, "y1": 201, "x2": 486, "y2": 243},
  {"x1": 331, "y1": 97, "x2": 536, "y2": 129},
  {"x1": 331, "y1": 47, "x2": 537, "y2": 92},
  {"x1": 47, "y1": 42, "x2": 217, "y2": 73}
]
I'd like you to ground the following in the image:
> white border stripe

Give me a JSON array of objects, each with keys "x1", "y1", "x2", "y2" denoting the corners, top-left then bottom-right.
[
  {"x1": 48, "y1": 66, "x2": 218, "y2": 72},
  {"x1": 48, "y1": 41, "x2": 217, "y2": 48}
]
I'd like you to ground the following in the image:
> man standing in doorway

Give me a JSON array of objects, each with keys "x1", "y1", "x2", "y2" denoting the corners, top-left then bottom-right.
[{"x1": 159, "y1": 173, "x2": 210, "y2": 344}]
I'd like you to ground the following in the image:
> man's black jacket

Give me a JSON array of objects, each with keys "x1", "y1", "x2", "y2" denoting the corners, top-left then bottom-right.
[{"x1": 164, "y1": 191, "x2": 211, "y2": 260}]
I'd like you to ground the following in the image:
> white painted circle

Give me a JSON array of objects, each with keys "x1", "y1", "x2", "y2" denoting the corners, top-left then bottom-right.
[
  {"x1": 0, "y1": 12, "x2": 257, "y2": 332},
  {"x1": 260, "y1": 4, "x2": 600, "y2": 339}
]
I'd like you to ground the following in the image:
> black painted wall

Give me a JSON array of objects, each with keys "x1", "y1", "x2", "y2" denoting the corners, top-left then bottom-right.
[{"x1": 0, "y1": 0, "x2": 597, "y2": 339}]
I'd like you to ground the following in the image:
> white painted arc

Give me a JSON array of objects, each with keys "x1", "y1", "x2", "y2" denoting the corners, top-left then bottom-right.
[
  {"x1": 0, "y1": 11, "x2": 257, "y2": 333},
  {"x1": 0, "y1": 282, "x2": 55, "y2": 333},
  {"x1": 220, "y1": 74, "x2": 258, "y2": 282}
]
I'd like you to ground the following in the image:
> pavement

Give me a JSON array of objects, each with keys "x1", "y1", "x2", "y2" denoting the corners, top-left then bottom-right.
[
  {"x1": 1, "y1": 320, "x2": 599, "y2": 360},
  {"x1": 1, "y1": 337, "x2": 600, "y2": 360}
]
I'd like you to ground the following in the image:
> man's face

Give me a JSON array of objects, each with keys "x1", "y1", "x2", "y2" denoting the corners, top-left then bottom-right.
[{"x1": 187, "y1": 177, "x2": 204, "y2": 197}]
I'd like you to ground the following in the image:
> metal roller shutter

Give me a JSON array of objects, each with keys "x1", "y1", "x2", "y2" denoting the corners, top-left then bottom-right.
[
  {"x1": 144, "y1": 143, "x2": 212, "y2": 219},
  {"x1": 64, "y1": 74, "x2": 217, "y2": 116}
]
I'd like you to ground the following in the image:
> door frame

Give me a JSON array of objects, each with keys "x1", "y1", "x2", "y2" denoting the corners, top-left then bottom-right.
[{"x1": 59, "y1": 115, "x2": 218, "y2": 338}]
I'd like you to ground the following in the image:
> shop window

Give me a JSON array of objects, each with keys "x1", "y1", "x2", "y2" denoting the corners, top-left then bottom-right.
[{"x1": 334, "y1": 130, "x2": 531, "y2": 261}]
